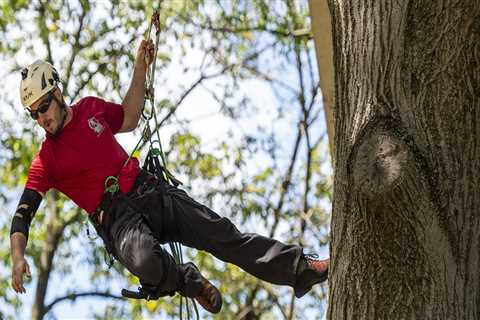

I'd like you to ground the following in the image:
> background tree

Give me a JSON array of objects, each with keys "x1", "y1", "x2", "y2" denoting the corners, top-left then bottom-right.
[
  {"x1": 0, "y1": 0, "x2": 331, "y2": 319},
  {"x1": 324, "y1": 1, "x2": 480, "y2": 319}
]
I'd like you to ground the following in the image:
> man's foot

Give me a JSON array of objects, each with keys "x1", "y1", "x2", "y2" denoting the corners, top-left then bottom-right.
[
  {"x1": 294, "y1": 254, "x2": 329, "y2": 298},
  {"x1": 178, "y1": 262, "x2": 223, "y2": 313},
  {"x1": 194, "y1": 277, "x2": 222, "y2": 314}
]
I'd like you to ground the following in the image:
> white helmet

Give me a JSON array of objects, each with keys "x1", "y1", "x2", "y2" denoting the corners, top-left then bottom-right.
[{"x1": 20, "y1": 60, "x2": 60, "y2": 108}]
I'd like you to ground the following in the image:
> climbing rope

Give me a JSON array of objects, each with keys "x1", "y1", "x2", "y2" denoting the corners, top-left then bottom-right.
[
  {"x1": 111, "y1": 10, "x2": 179, "y2": 192},
  {"x1": 103, "y1": 9, "x2": 200, "y2": 320}
]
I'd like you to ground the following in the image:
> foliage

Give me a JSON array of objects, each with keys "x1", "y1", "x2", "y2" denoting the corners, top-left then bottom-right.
[{"x1": 0, "y1": 0, "x2": 330, "y2": 319}]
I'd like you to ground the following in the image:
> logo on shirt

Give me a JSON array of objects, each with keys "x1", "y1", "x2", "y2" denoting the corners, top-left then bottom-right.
[{"x1": 87, "y1": 117, "x2": 105, "y2": 136}]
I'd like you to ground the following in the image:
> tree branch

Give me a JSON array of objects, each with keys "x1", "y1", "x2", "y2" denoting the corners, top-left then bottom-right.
[
  {"x1": 62, "y1": 3, "x2": 87, "y2": 98},
  {"x1": 243, "y1": 65, "x2": 299, "y2": 95},
  {"x1": 37, "y1": 1, "x2": 53, "y2": 63},
  {"x1": 70, "y1": 62, "x2": 108, "y2": 102},
  {"x1": 43, "y1": 291, "x2": 125, "y2": 315},
  {"x1": 263, "y1": 286, "x2": 288, "y2": 319},
  {"x1": 177, "y1": 13, "x2": 310, "y2": 39},
  {"x1": 63, "y1": 207, "x2": 83, "y2": 228},
  {"x1": 269, "y1": 123, "x2": 302, "y2": 238}
]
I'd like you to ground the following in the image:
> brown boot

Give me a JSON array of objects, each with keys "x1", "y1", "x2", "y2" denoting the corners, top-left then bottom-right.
[
  {"x1": 194, "y1": 277, "x2": 222, "y2": 314},
  {"x1": 294, "y1": 254, "x2": 329, "y2": 298}
]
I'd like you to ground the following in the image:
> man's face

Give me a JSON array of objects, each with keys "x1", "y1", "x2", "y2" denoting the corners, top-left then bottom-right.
[{"x1": 28, "y1": 89, "x2": 64, "y2": 135}]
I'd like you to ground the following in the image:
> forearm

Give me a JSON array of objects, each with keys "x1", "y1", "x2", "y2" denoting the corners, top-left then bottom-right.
[
  {"x1": 10, "y1": 232, "x2": 27, "y2": 261},
  {"x1": 10, "y1": 188, "x2": 42, "y2": 243},
  {"x1": 10, "y1": 231, "x2": 30, "y2": 294},
  {"x1": 11, "y1": 232, "x2": 31, "y2": 294},
  {"x1": 121, "y1": 63, "x2": 148, "y2": 132}
]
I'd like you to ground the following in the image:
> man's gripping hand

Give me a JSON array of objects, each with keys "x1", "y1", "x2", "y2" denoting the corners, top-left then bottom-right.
[{"x1": 136, "y1": 38, "x2": 155, "y2": 72}]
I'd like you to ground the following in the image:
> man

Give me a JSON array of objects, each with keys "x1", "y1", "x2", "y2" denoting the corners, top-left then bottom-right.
[{"x1": 10, "y1": 39, "x2": 329, "y2": 314}]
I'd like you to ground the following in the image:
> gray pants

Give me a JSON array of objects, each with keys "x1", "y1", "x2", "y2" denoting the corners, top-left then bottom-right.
[{"x1": 94, "y1": 170, "x2": 303, "y2": 296}]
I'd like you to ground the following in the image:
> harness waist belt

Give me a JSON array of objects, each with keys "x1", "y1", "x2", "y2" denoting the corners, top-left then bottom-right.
[{"x1": 90, "y1": 169, "x2": 154, "y2": 227}]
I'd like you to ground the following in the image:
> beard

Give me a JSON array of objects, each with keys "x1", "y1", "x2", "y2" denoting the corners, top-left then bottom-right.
[{"x1": 45, "y1": 106, "x2": 67, "y2": 137}]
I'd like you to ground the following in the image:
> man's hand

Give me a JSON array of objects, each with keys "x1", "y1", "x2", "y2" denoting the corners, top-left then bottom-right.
[
  {"x1": 136, "y1": 39, "x2": 155, "y2": 71},
  {"x1": 11, "y1": 257, "x2": 31, "y2": 294}
]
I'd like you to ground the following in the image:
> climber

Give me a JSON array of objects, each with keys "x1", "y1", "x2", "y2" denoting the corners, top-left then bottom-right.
[{"x1": 10, "y1": 39, "x2": 329, "y2": 314}]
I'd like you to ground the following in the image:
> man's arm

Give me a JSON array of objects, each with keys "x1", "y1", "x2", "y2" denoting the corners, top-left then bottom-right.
[
  {"x1": 10, "y1": 188, "x2": 42, "y2": 293},
  {"x1": 119, "y1": 39, "x2": 155, "y2": 133},
  {"x1": 11, "y1": 233, "x2": 29, "y2": 293}
]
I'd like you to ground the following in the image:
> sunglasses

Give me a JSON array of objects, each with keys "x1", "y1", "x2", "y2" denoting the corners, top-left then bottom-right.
[{"x1": 27, "y1": 91, "x2": 54, "y2": 120}]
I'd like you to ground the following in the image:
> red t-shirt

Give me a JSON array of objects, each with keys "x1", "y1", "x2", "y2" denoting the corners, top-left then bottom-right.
[{"x1": 25, "y1": 96, "x2": 140, "y2": 214}]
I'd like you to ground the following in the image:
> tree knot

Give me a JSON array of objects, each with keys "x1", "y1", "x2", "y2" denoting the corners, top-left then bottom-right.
[{"x1": 351, "y1": 123, "x2": 410, "y2": 199}]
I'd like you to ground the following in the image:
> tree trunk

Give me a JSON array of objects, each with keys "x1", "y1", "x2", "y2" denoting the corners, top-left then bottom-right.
[
  {"x1": 31, "y1": 191, "x2": 63, "y2": 320},
  {"x1": 327, "y1": 1, "x2": 480, "y2": 319}
]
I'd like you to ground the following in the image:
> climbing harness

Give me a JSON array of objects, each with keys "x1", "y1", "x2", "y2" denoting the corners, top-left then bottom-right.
[{"x1": 92, "y1": 9, "x2": 200, "y2": 319}]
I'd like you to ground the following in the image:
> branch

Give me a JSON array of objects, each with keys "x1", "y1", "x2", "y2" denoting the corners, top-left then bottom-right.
[
  {"x1": 37, "y1": 1, "x2": 53, "y2": 63},
  {"x1": 62, "y1": 3, "x2": 87, "y2": 98},
  {"x1": 138, "y1": 60, "x2": 238, "y2": 151},
  {"x1": 262, "y1": 286, "x2": 288, "y2": 319},
  {"x1": 63, "y1": 207, "x2": 83, "y2": 228},
  {"x1": 313, "y1": 132, "x2": 327, "y2": 151},
  {"x1": 136, "y1": 72, "x2": 210, "y2": 151},
  {"x1": 306, "y1": 44, "x2": 319, "y2": 107},
  {"x1": 178, "y1": 13, "x2": 310, "y2": 39},
  {"x1": 295, "y1": 42, "x2": 308, "y2": 117},
  {"x1": 243, "y1": 65, "x2": 299, "y2": 95},
  {"x1": 287, "y1": 291, "x2": 296, "y2": 320},
  {"x1": 300, "y1": 120, "x2": 313, "y2": 238},
  {"x1": 70, "y1": 62, "x2": 108, "y2": 103},
  {"x1": 159, "y1": 72, "x2": 210, "y2": 126},
  {"x1": 139, "y1": 35, "x2": 280, "y2": 150},
  {"x1": 43, "y1": 291, "x2": 125, "y2": 315},
  {"x1": 196, "y1": 24, "x2": 302, "y2": 38},
  {"x1": 306, "y1": 100, "x2": 322, "y2": 127},
  {"x1": 269, "y1": 123, "x2": 302, "y2": 238}
]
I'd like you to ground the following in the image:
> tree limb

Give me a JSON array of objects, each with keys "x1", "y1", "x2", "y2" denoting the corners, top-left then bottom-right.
[
  {"x1": 269, "y1": 123, "x2": 302, "y2": 238},
  {"x1": 43, "y1": 291, "x2": 125, "y2": 316},
  {"x1": 37, "y1": 1, "x2": 53, "y2": 63},
  {"x1": 177, "y1": 13, "x2": 310, "y2": 39},
  {"x1": 62, "y1": 3, "x2": 87, "y2": 98}
]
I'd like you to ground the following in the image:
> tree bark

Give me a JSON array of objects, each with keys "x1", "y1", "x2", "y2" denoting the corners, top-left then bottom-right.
[
  {"x1": 327, "y1": 1, "x2": 480, "y2": 319},
  {"x1": 31, "y1": 191, "x2": 64, "y2": 320}
]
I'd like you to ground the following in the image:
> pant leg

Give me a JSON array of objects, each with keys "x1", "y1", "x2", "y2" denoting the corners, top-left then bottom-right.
[
  {"x1": 148, "y1": 185, "x2": 303, "y2": 287},
  {"x1": 105, "y1": 196, "x2": 203, "y2": 297}
]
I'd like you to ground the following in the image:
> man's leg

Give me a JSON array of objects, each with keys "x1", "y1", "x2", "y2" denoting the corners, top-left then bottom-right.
[
  {"x1": 106, "y1": 202, "x2": 222, "y2": 313},
  {"x1": 157, "y1": 187, "x2": 328, "y2": 293},
  {"x1": 124, "y1": 172, "x2": 327, "y2": 298},
  {"x1": 110, "y1": 211, "x2": 180, "y2": 294}
]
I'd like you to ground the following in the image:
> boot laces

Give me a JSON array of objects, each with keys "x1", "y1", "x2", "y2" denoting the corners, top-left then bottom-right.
[
  {"x1": 304, "y1": 253, "x2": 319, "y2": 260},
  {"x1": 303, "y1": 253, "x2": 328, "y2": 272}
]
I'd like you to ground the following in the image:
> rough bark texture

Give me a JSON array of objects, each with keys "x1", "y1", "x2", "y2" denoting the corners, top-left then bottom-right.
[{"x1": 327, "y1": 1, "x2": 480, "y2": 319}]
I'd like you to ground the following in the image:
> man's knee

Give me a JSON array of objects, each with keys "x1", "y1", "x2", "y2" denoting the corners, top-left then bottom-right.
[
  {"x1": 124, "y1": 242, "x2": 182, "y2": 294},
  {"x1": 129, "y1": 246, "x2": 164, "y2": 283}
]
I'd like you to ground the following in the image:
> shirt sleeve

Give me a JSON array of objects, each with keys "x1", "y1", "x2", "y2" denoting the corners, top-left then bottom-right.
[
  {"x1": 92, "y1": 97, "x2": 125, "y2": 134},
  {"x1": 25, "y1": 152, "x2": 54, "y2": 194}
]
